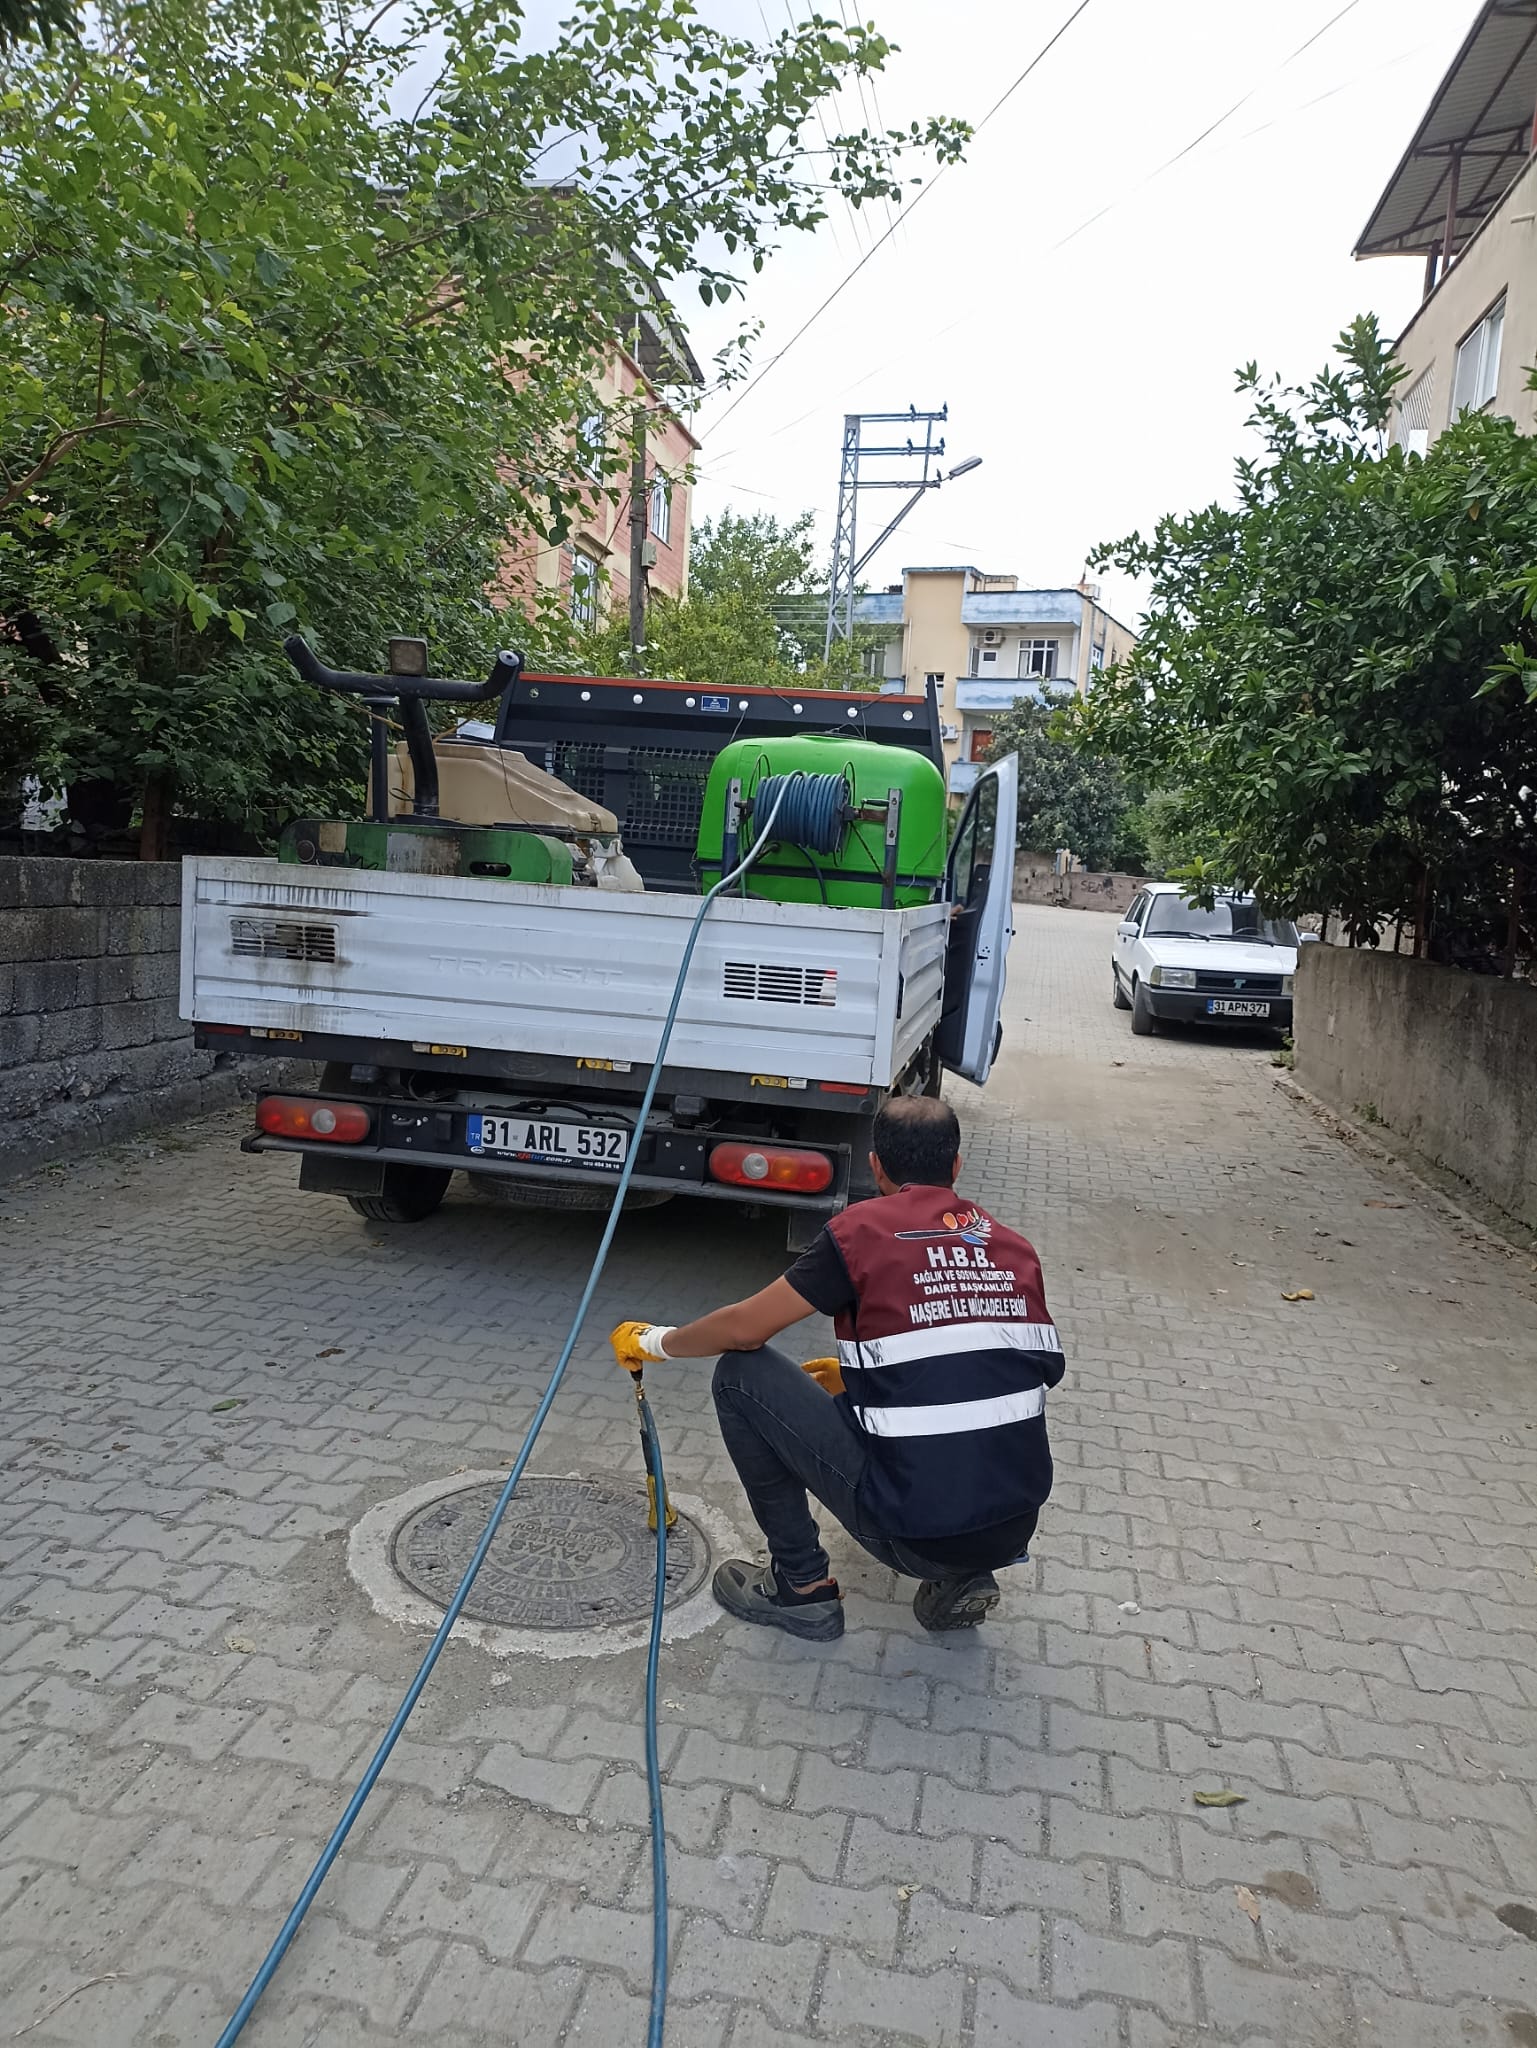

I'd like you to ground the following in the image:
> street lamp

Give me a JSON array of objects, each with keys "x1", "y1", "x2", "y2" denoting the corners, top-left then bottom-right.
[{"x1": 845, "y1": 453, "x2": 984, "y2": 589}]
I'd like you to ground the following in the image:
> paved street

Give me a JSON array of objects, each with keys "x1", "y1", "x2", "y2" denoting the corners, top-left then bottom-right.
[{"x1": 2, "y1": 903, "x2": 1536, "y2": 2048}]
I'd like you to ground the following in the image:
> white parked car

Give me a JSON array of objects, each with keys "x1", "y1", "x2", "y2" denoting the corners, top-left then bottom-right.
[{"x1": 1112, "y1": 883, "x2": 1299, "y2": 1037}]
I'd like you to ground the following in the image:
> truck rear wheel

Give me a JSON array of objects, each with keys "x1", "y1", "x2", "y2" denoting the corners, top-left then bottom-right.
[{"x1": 347, "y1": 1165, "x2": 453, "y2": 1224}]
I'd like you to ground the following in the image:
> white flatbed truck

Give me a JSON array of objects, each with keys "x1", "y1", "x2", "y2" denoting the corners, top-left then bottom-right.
[{"x1": 179, "y1": 666, "x2": 1017, "y2": 1247}]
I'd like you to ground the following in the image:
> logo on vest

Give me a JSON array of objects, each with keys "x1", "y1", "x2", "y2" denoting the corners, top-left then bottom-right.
[{"x1": 894, "y1": 1204, "x2": 993, "y2": 1248}]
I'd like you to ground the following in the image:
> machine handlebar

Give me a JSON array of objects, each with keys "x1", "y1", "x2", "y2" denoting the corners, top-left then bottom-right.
[{"x1": 283, "y1": 635, "x2": 522, "y2": 704}]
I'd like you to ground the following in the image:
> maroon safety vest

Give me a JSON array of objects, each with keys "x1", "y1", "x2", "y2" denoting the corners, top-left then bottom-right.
[{"x1": 826, "y1": 1184, "x2": 1063, "y2": 1538}]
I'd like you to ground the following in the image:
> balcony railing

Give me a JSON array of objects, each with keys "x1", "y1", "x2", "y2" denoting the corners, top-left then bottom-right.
[{"x1": 956, "y1": 678, "x2": 1055, "y2": 712}]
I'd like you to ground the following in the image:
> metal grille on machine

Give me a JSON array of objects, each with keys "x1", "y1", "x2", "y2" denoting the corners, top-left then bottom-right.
[
  {"x1": 549, "y1": 743, "x2": 710, "y2": 849},
  {"x1": 624, "y1": 750, "x2": 709, "y2": 846},
  {"x1": 548, "y1": 741, "x2": 606, "y2": 805},
  {"x1": 723, "y1": 962, "x2": 838, "y2": 1006},
  {"x1": 230, "y1": 916, "x2": 338, "y2": 963}
]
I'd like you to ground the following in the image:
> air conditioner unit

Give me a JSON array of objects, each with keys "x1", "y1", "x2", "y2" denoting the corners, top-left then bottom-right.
[
  {"x1": 940, "y1": 723, "x2": 960, "y2": 743},
  {"x1": 981, "y1": 629, "x2": 1003, "y2": 646}
]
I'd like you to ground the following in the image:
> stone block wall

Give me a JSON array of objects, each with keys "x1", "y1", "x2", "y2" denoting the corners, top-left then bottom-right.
[
  {"x1": 1, "y1": 858, "x2": 308, "y2": 1179},
  {"x1": 1013, "y1": 854, "x2": 1142, "y2": 915}
]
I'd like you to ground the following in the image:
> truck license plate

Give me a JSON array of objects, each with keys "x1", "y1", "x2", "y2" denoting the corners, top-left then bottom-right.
[
  {"x1": 1207, "y1": 999, "x2": 1271, "y2": 1017},
  {"x1": 467, "y1": 1114, "x2": 628, "y2": 1169}
]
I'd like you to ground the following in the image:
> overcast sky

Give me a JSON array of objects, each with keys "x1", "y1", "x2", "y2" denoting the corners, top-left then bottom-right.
[{"x1": 676, "y1": 0, "x2": 1472, "y2": 625}]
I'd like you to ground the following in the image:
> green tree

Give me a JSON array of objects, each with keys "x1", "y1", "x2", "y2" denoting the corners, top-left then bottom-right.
[
  {"x1": 0, "y1": 0, "x2": 74, "y2": 52},
  {"x1": 985, "y1": 686, "x2": 1139, "y2": 871},
  {"x1": 574, "y1": 505, "x2": 877, "y2": 688},
  {"x1": 1, "y1": 0, "x2": 965, "y2": 850},
  {"x1": 1123, "y1": 788, "x2": 1203, "y2": 879},
  {"x1": 1077, "y1": 317, "x2": 1537, "y2": 957}
]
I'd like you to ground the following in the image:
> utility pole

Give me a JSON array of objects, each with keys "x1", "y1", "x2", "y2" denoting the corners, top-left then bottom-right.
[
  {"x1": 824, "y1": 407, "x2": 981, "y2": 655},
  {"x1": 628, "y1": 400, "x2": 649, "y2": 671}
]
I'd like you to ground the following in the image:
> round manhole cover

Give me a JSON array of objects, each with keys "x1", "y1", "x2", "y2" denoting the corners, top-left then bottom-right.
[{"x1": 389, "y1": 1475, "x2": 709, "y2": 1631}]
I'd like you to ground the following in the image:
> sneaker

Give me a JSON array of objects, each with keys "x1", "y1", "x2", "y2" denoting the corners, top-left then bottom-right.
[
  {"x1": 913, "y1": 1571, "x2": 1000, "y2": 1632},
  {"x1": 711, "y1": 1559, "x2": 845, "y2": 1641}
]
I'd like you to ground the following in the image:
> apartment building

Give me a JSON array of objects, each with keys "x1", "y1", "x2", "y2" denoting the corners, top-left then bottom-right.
[
  {"x1": 854, "y1": 567, "x2": 1137, "y2": 795},
  {"x1": 497, "y1": 303, "x2": 703, "y2": 624},
  {"x1": 1357, "y1": 1, "x2": 1537, "y2": 448}
]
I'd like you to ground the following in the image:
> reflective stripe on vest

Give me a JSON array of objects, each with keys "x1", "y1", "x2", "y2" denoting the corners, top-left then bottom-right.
[
  {"x1": 838, "y1": 1319, "x2": 1062, "y2": 1370},
  {"x1": 824, "y1": 1184, "x2": 1060, "y2": 1536},
  {"x1": 856, "y1": 1386, "x2": 1046, "y2": 1439}
]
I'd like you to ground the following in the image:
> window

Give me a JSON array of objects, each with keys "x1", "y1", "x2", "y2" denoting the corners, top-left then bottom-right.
[
  {"x1": 1018, "y1": 638, "x2": 1058, "y2": 679},
  {"x1": 1145, "y1": 895, "x2": 1298, "y2": 945},
  {"x1": 649, "y1": 475, "x2": 672, "y2": 545},
  {"x1": 948, "y1": 769, "x2": 998, "y2": 910},
  {"x1": 1393, "y1": 368, "x2": 1435, "y2": 456},
  {"x1": 576, "y1": 412, "x2": 606, "y2": 480},
  {"x1": 969, "y1": 727, "x2": 994, "y2": 762},
  {"x1": 1452, "y1": 297, "x2": 1505, "y2": 416},
  {"x1": 569, "y1": 551, "x2": 600, "y2": 626},
  {"x1": 1090, "y1": 640, "x2": 1106, "y2": 672}
]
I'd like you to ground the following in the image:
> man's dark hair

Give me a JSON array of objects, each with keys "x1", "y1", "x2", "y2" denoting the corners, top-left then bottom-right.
[{"x1": 872, "y1": 1096, "x2": 961, "y2": 1188}]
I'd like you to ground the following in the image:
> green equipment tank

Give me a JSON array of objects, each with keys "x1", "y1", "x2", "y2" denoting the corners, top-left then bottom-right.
[
  {"x1": 278, "y1": 817, "x2": 574, "y2": 885},
  {"x1": 695, "y1": 733, "x2": 948, "y2": 909}
]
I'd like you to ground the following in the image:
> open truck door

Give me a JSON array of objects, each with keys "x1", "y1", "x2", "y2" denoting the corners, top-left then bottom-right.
[{"x1": 935, "y1": 754, "x2": 1018, "y2": 1086}]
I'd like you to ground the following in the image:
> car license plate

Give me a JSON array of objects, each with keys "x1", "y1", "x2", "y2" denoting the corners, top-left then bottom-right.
[
  {"x1": 1207, "y1": 998, "x2": 1271, "y2": 1018},
  {"x1": 467, "y1": 1114, "x2": 628, "y2": 1169}
]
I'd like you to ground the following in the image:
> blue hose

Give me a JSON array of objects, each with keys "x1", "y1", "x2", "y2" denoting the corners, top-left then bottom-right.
[
  {"x1": 211, "y1": 775, "x2": 804, "y2": 2048},
  {"x1": 751, "y1": 770, "x2": 847, "y2": 858},
  {"x1": 636, "y1": 1389, "x2": 670, "y2": 2046}
]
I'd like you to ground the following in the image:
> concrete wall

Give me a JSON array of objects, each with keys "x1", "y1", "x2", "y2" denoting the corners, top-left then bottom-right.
[
  {"x1": 1, "y1": 858, "x2": 307, "y2": 1179},
  {"x1": 1013, "y1": 854, "x2": 1140, "y2": 914},
  {"x1": 1390, "y1": 152, "x2": 1537, "y2": 447},
  {"x1": 900, "y1": 568, "x2": 970, "y2": 753},
  {"x1": 1294, "y1": 943, "x2": 1537, "y2": 1233}
]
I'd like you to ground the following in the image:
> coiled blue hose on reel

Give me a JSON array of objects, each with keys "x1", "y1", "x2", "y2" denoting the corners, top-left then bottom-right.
[
  {"x1": 210, "y1": 776, "x2": 808, "y2": 2048},
  {"x1": 750, "y1": 769, "x2": 848, "y2": 858}
]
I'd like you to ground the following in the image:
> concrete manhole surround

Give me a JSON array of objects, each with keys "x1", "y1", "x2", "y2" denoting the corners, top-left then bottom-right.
[
  {"x1": 348, "y1": 1469, "x2": 747, "y2": 1661},
  {"x1": 390, "y1": 1473, "x2": 709, "y2": 1630}
]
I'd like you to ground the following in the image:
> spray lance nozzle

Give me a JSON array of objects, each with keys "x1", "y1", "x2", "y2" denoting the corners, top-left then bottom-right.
[{"x1": 634, "y1": 1378, "x2": 678, "y2": 1533}]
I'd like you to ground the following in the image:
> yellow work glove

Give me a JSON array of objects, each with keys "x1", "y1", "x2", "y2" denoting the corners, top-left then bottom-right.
[
  {"x1": 801, "y1": 1356, "x2": 844, "y2": 1396},
  {"x1": 610, "y1": 1321, "x2": 674, "y2": 1374}
]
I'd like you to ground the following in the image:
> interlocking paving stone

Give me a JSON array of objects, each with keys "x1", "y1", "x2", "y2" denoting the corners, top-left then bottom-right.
[{"x1": 2, "y1": 905, "x2": 1535, "y2": 2044}]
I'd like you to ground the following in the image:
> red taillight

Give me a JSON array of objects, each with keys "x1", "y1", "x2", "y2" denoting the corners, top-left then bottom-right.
[
  {"x1": 819, "y1": 1082, "x2": 868, "y2": 1096},
  {"x1": 256, "y1": 1096, "x2": 371, "y2": 1144},
  {"x1": 708, "y1": 1142, "x2": 834, "y2": 1195},
  {"x1": 202, "y1": 1023, "x2": 246, "y2": 1035}
]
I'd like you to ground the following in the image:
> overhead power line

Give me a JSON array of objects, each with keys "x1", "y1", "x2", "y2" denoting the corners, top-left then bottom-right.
[
  {"x1": 1054, "y1": 0, "x2": 1364, "y2": 248},
  {"x1": 706, "y1": 0, "x2": 1096, "y2": 434},
  {"x1": 708, "y1": 0, "x2": 1384, "y2": 467}
]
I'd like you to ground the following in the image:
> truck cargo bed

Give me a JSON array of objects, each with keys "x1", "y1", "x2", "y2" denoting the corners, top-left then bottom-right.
[{"x1": 181, "y1": 858, "x2": 948, "y2": 1089}]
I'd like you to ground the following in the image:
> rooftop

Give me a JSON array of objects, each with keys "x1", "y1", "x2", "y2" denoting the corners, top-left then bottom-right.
[{"x1": 1356, "y1": 0, "x2": 1537, "y2": 261}]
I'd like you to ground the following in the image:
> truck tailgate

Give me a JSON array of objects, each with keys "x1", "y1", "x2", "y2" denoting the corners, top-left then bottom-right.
[{"x1": 181, "y1": 858, "x2": 947, "y2": 1088}]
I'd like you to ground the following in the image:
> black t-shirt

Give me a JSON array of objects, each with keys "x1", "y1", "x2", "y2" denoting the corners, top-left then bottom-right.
[
  {"x1": 784, "y1": 1226, "x2": 856, "y2": 1317},
  {"x1": 784, "y1": 1226, "x2": 1039, "y2": 1571}
]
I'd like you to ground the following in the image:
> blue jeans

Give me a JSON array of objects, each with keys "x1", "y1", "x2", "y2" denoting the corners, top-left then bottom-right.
[{"x1": 712, "y1": 1345, "x2": 1032, "y2": 1587}]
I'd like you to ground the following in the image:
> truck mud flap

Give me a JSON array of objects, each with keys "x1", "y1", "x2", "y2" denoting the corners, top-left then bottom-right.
[{"x1": 299, "y1": 1154, "x2": 387, "y2": 1198}]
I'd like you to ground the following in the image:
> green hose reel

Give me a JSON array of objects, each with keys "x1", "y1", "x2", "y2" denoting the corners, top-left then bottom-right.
[{"x1": 695, "y1": 734, "x2": 948, "y2": 909}]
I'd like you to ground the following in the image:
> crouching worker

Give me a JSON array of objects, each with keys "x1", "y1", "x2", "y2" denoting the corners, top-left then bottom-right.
[{"x1": 610, "y1": 1096, "x2": 1063, "y2": 1643}]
